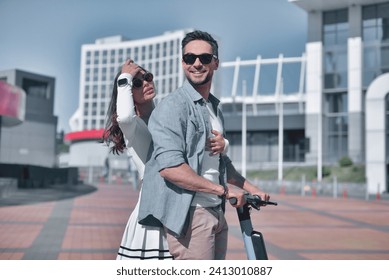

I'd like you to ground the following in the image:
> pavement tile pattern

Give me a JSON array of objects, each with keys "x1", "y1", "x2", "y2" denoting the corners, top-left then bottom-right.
[{"x1": 1, "y1": 182, "x2": 389, "y2": 260}]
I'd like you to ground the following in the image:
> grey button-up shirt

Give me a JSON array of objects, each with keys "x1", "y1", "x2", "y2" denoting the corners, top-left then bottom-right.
[{"x1": 138, "y1": 80, "x2": 230, "y2": 237}]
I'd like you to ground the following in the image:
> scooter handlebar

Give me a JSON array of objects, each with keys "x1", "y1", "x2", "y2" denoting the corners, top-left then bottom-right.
[{"x1": 229, "y1": 193, "x2": 277, "y2": 210}]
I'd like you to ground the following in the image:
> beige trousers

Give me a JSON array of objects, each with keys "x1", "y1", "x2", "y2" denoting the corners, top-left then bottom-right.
[{"x1": 166, "y1": 206, "x2": 228, "y2": 260}]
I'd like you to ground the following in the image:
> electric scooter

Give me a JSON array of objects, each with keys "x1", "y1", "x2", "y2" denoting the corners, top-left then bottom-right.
[{"x1": 230, "y1": 193, "x2": 277, "y2": 260}]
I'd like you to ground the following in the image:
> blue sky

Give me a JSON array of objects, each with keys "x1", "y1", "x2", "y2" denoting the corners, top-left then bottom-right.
[{"x1": 0, "y1": 0, "x2": 307, "y2": 133}]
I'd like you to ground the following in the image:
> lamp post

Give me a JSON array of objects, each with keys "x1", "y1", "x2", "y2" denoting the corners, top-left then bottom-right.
[
  {"x1": 278, "y1": 79, "x2": 284, "y2": 183},
  {"x1": 242, "y1": 80, "x2": 247, "y2": 178}
]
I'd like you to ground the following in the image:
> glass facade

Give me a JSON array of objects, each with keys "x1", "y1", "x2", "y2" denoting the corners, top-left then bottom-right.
[
  {"x1": 323, "y1": 9, "x2": 349, "y2": 162},
  {"x1": 362, "y1": 2, "x2": 389, "y2": 87},
  {"x1": 22, "y1": 78, "x2": 49, "y2": 99},
  {"x1": 323, "y1": 9, "x2": 349, "y2": 90},
  {"x1": 325, "y1": 92, "x2": 348, "y2": 162},
  {"x1": 226, "y1": 130, "x2": 305, "y2": 163}
]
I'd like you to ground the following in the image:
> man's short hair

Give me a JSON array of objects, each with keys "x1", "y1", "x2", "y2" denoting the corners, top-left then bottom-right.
[{"x1": 181, "y1": 30, "x2": 219, "y2": 58}]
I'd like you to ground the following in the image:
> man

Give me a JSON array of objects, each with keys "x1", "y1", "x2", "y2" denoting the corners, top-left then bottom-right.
[{"x1": 139, "y1": 30, "x2": 270, "y2": 260}]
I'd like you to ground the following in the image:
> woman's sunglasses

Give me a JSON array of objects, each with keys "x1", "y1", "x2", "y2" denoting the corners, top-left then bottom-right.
[
  {"x1": 132, "y1": 72, "x2": 153, "y2": 88},
  {"x1": 182, "y1": 53, "x2": 217, "y2": 65}
]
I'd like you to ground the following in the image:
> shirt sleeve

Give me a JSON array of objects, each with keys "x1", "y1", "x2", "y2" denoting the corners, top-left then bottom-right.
[
  {"x1": 148, "y1": 94, "x2": 188, "y2": 171},
  {"x1": 116, "y1": 73, "x2": 138, "y2": 146},
  {"x1": 222, "y1": 138, "x2": 229, "y2": 155}
]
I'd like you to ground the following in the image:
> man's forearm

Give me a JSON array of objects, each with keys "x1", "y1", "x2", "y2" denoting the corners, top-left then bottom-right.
[{"x1": 159, "y1": 163, "x2": 225, "y2": 196}]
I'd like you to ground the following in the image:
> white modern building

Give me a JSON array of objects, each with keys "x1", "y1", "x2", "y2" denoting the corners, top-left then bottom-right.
[
  {"x1": 289, "y1": 0, "x2": 389, "y2": 194},
  {"x1": 219, "y1": 0, "x2": 389, "y2": 194}
]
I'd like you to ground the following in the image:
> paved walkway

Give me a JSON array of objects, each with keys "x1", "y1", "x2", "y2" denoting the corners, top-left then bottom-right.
[{"x1": 1, "y1": 182, "x2": 389, "y2": 260}]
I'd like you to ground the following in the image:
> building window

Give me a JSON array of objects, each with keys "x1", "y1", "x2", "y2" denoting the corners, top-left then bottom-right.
[
  {"x1": 22, "y1": 78, "x2": 49, "y2": 99},
  {"x1": 102, "y1": 67, "x2": 107, "y2": 81},
  {"x1": 83, "y1": 102, "x2": 89, "y2": 116},
  {"x1": 101, "y1": 85, "x2": 107, "y2": 98},
  {"x1": 110, "y1": 50, "x2": 116, "y2": 64},
  {"x1": 326, "y1": 92, "x2": 348, "y2": 162},
  {"x1": 362, "y1": 2, "x2": 389, "y2": 87},
  {"x1": 148, "y1": 45, "x2": 153, "y2": 59},
  {"x1": 93, "y1": 85, "x2": 98, "y2": 98},
  {"x1": 102, "y1": 50, "x2": 107, "y2": 64},
  {"x1": 323, "y1": 9, "x2": 349, "y2": 46},
  {"x1": 324, "y1": 50, "x2": 348, "y2": 89},
  {"x1": 241, "y1": 130, "x2": 308, "y2": 163},
  {"x1": 363, "y1": 3, "x2": 389, "y2": 42},
  {"x1": 94, "y1": 51, "x2": 99, "y2": 64},
  {"x1": 323, "y1": 9, "x2": 348, "y2": 90},
  {"x1": 155, "y1": 61, "x2": 160, "y2": 75},
  {"x1": 141, "y1": 46, "x2": 146, "y2": 60},
  {"x1": 85, "y1": 68, "x2": 91, "y2": 82},
  {"x1": 86, "y1": 51, "x2": 91, "y2": 65},
  {"x1": 156, "y1": 44, "x2": 160, "y2": 59},
  {"x1": 110, "y1": 67, "x2": 116, "y2": 80},
  {"x1": 93, "y1": 68, "x2": 98, "y2": 82},
  {"x1": 163, "y1": 42, "x2": 167, "y2": 57},
  {"x1": 125, "y1": 48, "x2": 131, "y2": 59},
  {"x1": 221, "y1": 103, "x2": 234, "y2": 114}
]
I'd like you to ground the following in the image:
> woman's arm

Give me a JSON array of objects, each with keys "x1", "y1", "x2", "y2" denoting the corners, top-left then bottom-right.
[
  {"x1": 116, "y1": 73, "x2": 136, "y2": 123},
  {"x1": 116, "y1": 73, "x2": 139, "y2": 145}
]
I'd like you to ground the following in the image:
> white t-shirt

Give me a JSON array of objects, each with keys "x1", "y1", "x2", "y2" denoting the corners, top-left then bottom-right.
[{"x1": 191, "y1": 100, "x2": 224, "y2": 207}]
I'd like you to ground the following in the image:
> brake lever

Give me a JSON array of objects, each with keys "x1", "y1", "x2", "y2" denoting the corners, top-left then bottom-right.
[{"x1": 229, "y1": 194, "x2": 277, "y2": 210}]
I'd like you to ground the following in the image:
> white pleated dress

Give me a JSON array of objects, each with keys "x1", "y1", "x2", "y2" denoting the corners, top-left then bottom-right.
[
  {"x1": 117, "y1": 191, "x2": 172, "y2": 259},
  {"x1": 115, "y1": 73, "x2": 172, "y2": 260}
]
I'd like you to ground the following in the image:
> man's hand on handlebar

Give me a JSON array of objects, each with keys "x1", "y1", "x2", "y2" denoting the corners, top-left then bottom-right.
[
  {"x1": 225, "y1": 186, "x2": 246, "y2": 208},
  {"x1": 229, "y1": 193, "x2": 278, "y2": 210},
  {"x1": 251, "y1": 190, "x2": 270, "y2": 206}
]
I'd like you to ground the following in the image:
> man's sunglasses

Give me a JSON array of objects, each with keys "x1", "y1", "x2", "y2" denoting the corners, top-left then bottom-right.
[
  {"x1": 132, "y1": 72, "x2": 153, "y2": 88},
  {"x1": 182, "y1": 53, "x2": 217, "y2": 65}
]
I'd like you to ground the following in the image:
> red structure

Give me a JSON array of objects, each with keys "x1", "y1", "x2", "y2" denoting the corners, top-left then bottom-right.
[
  {"x1": 0, "y1": 81, "x2": 26, "y2": 127},
  {"x1": 64, "y1": 129, "x2": 104, "y2": 142}
]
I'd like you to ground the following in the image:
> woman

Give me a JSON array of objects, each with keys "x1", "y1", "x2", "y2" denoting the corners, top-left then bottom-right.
[{"x1": 102, "y1": 59, "x2": 172, "y2": 259}]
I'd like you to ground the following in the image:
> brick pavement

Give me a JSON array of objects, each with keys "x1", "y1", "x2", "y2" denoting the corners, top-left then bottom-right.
[{"x1": 1, "y1": 182, "x2": 389, "y2": 260}]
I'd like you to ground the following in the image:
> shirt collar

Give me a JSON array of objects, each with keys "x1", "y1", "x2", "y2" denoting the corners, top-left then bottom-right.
[{"x1": 183, "y1": 80, "x2": 220, "y2": 111}]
